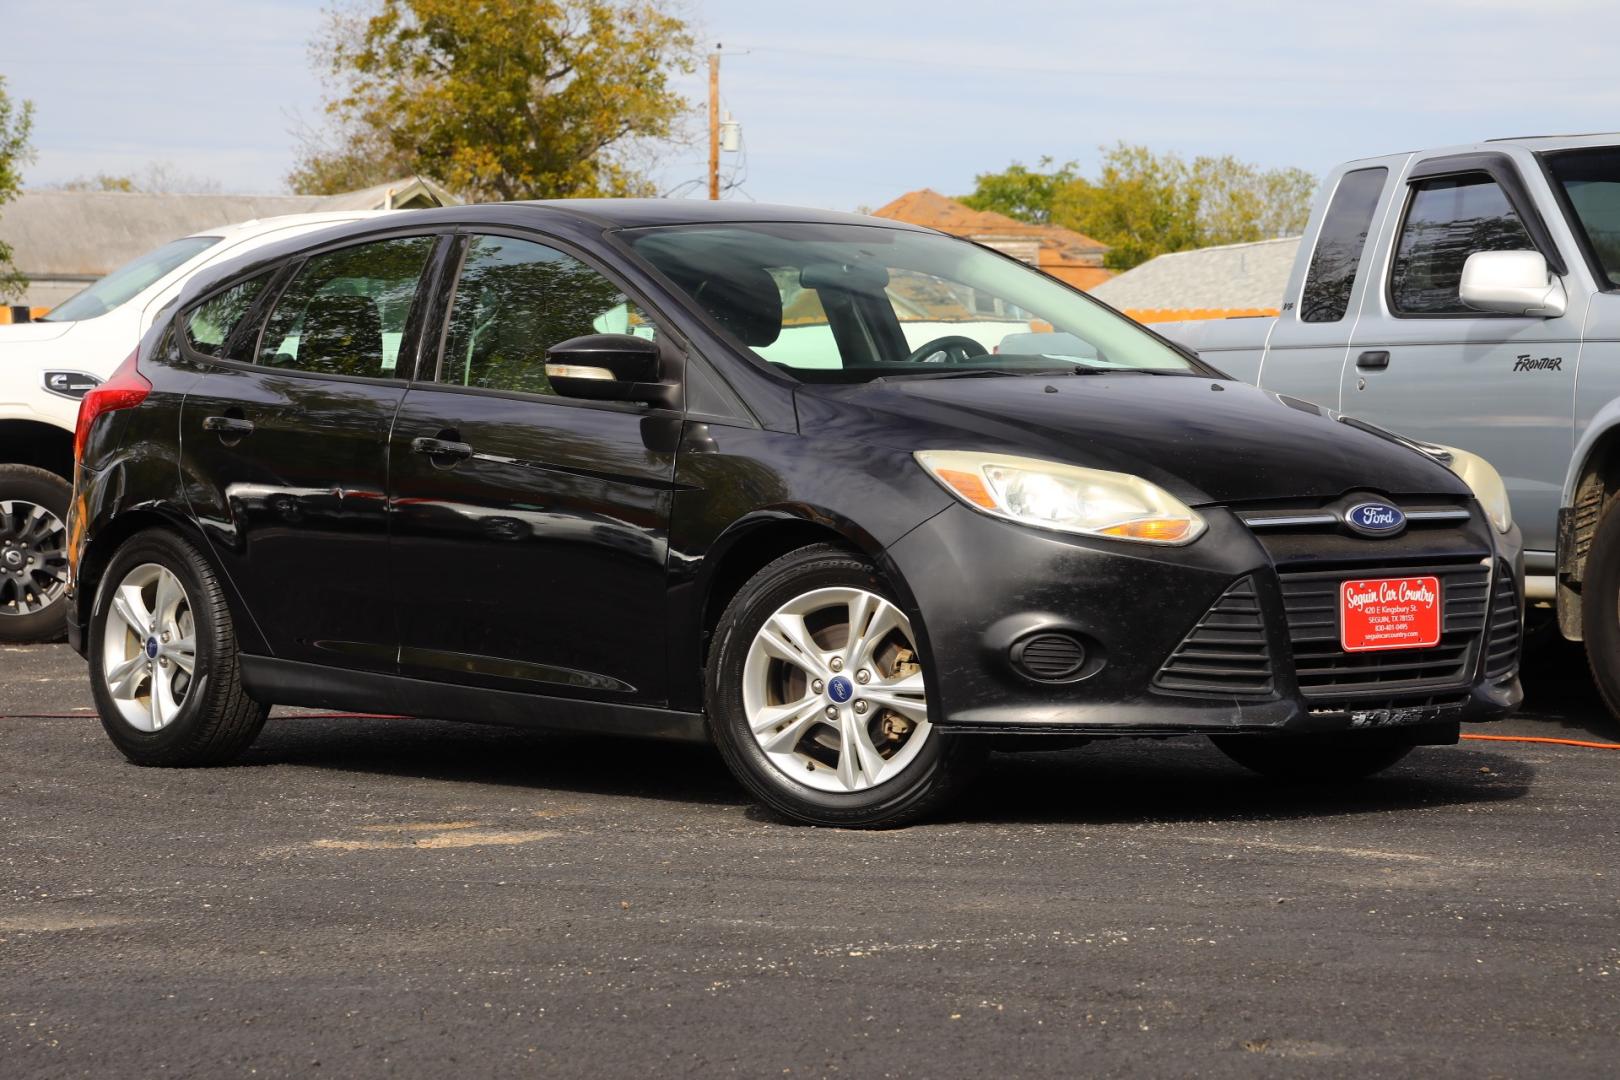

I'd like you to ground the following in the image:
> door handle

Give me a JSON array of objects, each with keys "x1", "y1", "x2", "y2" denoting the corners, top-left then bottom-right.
[
  {"x1": 1356, "y1": 350, "x2": 1391, "y2": 371},
  {"x1": 411, "y1": 436, "x2": 474, "y2": 462},
  {"x1": 202, "y1": 415, "x2": 255, "y2": 437}
]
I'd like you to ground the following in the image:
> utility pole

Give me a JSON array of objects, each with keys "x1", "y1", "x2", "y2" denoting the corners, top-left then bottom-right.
[{"x1": 708, "y1": 45, "x2": 721, "y2": 201}]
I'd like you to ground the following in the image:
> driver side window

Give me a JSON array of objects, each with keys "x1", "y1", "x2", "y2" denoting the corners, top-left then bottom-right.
[{"x1": 437, "y1": 234, "x2": 656, "y2": 395}]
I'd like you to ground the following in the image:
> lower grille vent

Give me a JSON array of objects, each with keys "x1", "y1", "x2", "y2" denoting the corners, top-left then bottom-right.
[
  {"x1": 1485, "y1": 565, "x2": 1521, "y2": 679},
  {"x1": 1153, "y1": 576, "x2": 1274, "y2": 698}
]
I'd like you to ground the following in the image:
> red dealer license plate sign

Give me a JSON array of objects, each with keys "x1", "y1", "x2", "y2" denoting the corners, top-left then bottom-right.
[{"x1": 1340, "y1": 576, "x2": 1442, "y2": 653}]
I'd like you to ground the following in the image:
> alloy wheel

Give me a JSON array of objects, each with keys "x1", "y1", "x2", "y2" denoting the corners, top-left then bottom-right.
[
  {"x1": 0, "y1": 499, "x2": 68, "y2": 617},
  {"x1": 741, "y1": 586, "x2": 931, "y2": 793},
  {"x1": 100, "y1": 563, "x2": 198, "y2": 732}
]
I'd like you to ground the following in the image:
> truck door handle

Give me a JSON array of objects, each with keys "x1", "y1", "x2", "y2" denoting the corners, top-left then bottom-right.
[
  {"x1": 411, "y1": 436, "x2": 474, "y2": 463},
  {"x1": 1356, "y1": 350, "x2": 1391, "y2": 370},
  {"x1": 202, "y1": 415, "x2": 255, "y2": 437}
]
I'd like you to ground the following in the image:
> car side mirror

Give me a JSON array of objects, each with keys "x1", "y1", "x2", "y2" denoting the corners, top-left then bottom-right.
[
  {"x1": 1459, "y1": 250, "x2": 1567, "y2": 318},
  {"x1": 545, "y1": 334, "x2": 672, "y2": 406}
]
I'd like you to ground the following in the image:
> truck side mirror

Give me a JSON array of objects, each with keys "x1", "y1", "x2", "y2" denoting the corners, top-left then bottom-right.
[{"x1": 1459, "y1": 250, "x2": 1567, "y2": 318}]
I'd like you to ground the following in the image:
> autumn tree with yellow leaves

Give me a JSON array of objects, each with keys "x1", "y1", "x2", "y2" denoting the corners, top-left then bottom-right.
[{"x1": 290, "y1": 0, "x2": 696, "y2": 201}]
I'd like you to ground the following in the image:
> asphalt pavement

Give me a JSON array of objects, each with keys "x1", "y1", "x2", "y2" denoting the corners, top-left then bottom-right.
[{"x1": 3, "y1": 641, "x2": 1618, "y2": 1078}]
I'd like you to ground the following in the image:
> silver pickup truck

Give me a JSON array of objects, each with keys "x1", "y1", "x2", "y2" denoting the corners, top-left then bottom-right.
[{"x1": 1156, "y1": 134, "x2": 1620, "y2": 713}]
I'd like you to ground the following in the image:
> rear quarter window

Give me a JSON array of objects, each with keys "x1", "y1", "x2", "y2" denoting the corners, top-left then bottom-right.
[
  {"x1": 183, "y1": 274, "x2": 270, "y2": 360},
  {"x1": 1299, "y1": 167, "x2": 1387, "y2": 323}
]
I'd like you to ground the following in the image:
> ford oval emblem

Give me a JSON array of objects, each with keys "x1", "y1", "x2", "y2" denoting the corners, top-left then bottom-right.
[
  {"x1": 1344, "y1": 501, "x2": 1406, "y2": 537},
  {"x1": 827, "y1": 676, "x2": 854, "y2": 703}
]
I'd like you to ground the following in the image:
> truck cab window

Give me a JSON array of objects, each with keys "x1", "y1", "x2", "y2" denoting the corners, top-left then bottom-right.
[
  {"x1": 1300, "y1": 167, "x2": 1386, "y2": 323},
  {"x1": 1390, "y1": 175, "x2": 1534, "y2": 315}
]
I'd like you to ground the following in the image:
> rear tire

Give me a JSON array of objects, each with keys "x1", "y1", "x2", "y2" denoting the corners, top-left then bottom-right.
[
  {"x1": 1210, "y1": 732, "x2": 1414, "y2": 782},
  {"x1": 88, "y1": 529, "x2": 267, "y2": 766},
  {"x1": 705, "y1": 544, "x2": 984, "y2": 827},
  {"x1": 0, "y1": 464, "x2": 71, "y2": 643},
  {"x1": 1581, "y1": 496, "x2": 1620, "y2": 723}
]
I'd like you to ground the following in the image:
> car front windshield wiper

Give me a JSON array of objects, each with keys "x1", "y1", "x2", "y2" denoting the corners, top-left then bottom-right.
[{"x1": 869, "y1": 368, "x2": 1031, "y2": 383}]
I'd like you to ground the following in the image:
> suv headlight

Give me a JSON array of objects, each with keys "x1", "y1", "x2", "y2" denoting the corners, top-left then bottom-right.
[
  {"x1": 1425, "y1": 443, "x2": 1512, "y2": 534},
  {"x1": 915, "y1": 450, "x2": 1206, "y2": 544}
]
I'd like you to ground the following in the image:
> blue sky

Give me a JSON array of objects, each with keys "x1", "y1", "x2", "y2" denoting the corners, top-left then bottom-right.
[{"x1": 6, "y1": 0, "x2": 1620, "y2": 210}]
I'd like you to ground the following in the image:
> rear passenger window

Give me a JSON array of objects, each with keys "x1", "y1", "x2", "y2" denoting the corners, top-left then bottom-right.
[
  {"x1": 257, "y1": 235, "x2": 435, "y2": 377},
  {"x1": 1299, "y1": 167, "x2": 1386, "y2": 323},
  {"x1": 437, "y1": 234, "x2": 655, "y2": 396},
  {"x1": 1390, "y1": 175, "x2": 1535, "y2": 315},
  {"x1": 185, "y1": 274, "x2": 268, "y2": 359}
]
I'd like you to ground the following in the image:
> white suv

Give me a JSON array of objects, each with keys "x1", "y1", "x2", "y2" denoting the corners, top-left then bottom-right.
[{"x1": 0, "y1": 211, "x2": 388, "y2": 641}]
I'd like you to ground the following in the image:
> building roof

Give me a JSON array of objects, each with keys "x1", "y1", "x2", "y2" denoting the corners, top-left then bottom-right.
[
  {"x1": 871, "y1": 189, "x2": 1112, "y2": 291},
  {"x1": 2, "y1": 178, "x2": 456, "y2": 280},
  {"x1": 1089, "y1": 236, "x2": 1301, "y2": 312}
]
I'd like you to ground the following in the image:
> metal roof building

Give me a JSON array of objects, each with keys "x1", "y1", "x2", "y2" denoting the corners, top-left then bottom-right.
[
  {"x1": 1089, "y1": 236, "x2": 1300, "y2": 322},
  {"x1": 0, "y1": 177, "x2": 456, "y2": 311}
]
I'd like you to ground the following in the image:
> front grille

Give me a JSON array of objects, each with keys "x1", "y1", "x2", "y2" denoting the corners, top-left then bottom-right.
[
  {"x1": 1278, "y1": 562, "x2": 1489, "y2": 698},
  {"x1": 1485, "y1": 564, "x2": 1520, "y2": 679},
  {"x1": 1153, "y1": 576, "x2": 1275, "y2": 698}
]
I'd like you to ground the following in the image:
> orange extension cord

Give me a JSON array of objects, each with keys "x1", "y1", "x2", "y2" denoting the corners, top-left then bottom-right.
[{"x1": 1461, "y1": 733, "x2": 1620, "y2": 750}]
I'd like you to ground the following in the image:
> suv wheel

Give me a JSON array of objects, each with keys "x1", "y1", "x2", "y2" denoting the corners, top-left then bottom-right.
[
  {"x1": 88, "y1": 529, "x2": 267, "y2": 765},
  {"x1": 706, "y1": 544, "x2": 984, "y2": 827},
  {"x1": 0, "y1": 464, "x2": 71, "y2": 643}
]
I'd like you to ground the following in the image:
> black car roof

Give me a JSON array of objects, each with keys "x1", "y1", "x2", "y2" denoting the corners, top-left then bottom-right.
[{"x1": 173, "y1": 199, "x2": 934, "y2": 310}]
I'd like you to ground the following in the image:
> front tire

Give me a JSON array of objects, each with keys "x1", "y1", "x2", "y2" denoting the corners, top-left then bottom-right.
[
  {"x1": 1210, "y1": 732, "x2": 1414, "y2": 782},
  {"x1": 705, "y1": 544, "x2": 983, "y2": 827},
  {"x1": 0, "y1": 464, "x2": 71, "y2": 643},
  {"x1": 88, "y1": 529, "x2": 267, "y2": 766}
]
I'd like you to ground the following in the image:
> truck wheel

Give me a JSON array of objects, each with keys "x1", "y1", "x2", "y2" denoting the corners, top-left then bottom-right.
[
  {"x1": 1579, "y1": 497, "x2": 1620, "y2": 722},
  {"x1": 0, "y1": 464, "x2": 71, "y2": 643}
]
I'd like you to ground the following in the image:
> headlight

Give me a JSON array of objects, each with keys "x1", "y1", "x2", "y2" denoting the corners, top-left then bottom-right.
[
  {"x1": 1426, "y1": 443, "x2": 1512, "y2": 534},
  {"x1": 915, "y1": 450, "x2": 1206, "y2": 544}
]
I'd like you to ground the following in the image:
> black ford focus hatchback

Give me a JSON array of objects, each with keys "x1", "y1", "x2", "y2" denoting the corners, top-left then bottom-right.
[{"x1": 66, "y1": 201, "x2": 1523, "y2": 826}]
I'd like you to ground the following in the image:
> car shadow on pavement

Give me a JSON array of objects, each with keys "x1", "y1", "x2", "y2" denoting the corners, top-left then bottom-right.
[
  {"x1": 247, "y1": 715, "x2": 753, "y2": 808},
  {"x1": 243, "y1": 713, "x2": 1533, "y2": 826},
  {"x1": 1516, "y1": 639, "x2": 1620, "y2": 742},
  {"x1": 952, "y1": 741, "x2": 1533, "y2": 826}
]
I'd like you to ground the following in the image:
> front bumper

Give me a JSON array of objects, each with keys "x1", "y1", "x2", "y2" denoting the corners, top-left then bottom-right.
[{"x1": 883, "y1": 499, "x2": 1523, "y2": 735}]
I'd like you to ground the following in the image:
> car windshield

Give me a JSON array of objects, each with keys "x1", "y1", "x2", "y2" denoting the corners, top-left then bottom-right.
[
  {"x1": 42, "y1": 235, "x2": 220, "y2": 322},
  {"x1": 1544, "y1": 147, "x2": 1620, "y2": 287},
  {"x1": 624, "y1": 222, "x2": 1201, "y2": 382}
]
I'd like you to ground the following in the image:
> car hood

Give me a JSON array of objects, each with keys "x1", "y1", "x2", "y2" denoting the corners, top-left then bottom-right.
[
  {"x1": 795, "y1": 374, "x2": 1471, "y2": 507},
  {"x1": 0, "y1": 320, "x2": 74, "y2": 344}
]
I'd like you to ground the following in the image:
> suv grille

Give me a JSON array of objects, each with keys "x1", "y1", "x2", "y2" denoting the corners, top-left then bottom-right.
[
  {"x1": 1153, "y1": 576, "x2": 1275, "y2": 698},
  {"x1": 1485, "y1": 564, "x2": 1520, "y2": 679},
  {"x1": 1278, "y1": 562, "x2": 1489, "y2": 698}
]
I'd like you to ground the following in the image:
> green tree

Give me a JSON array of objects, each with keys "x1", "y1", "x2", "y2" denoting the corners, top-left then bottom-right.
[
  {"x1": 0, "y1": 77, "x2": 36, "y2": 300},
  {"x1": 959, "y1": 157, "x2": 1079, "y2": 224},
  {"x1": 290, "y1": 0, "x2": 696, "y2": 200},
  {"x1": 961, "y1": 143, "x2": 1318, "y2": 270}
]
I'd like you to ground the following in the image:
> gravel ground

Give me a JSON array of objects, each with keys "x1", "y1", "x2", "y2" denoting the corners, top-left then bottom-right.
[{"x1": 2, "y1": 641, "x2": 1618, "y2": 1078}]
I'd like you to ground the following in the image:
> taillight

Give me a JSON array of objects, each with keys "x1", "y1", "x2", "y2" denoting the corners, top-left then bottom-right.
[{"x1": 74, "y1": 347, "x2": 151, "y2": 464}]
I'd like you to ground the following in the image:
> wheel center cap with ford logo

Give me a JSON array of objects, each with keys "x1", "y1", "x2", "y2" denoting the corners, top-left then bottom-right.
[
  {"x1": 145, "y1": 638, "x2": 160, "y2": 659},
  {"x1": 827, "y1": 675, "x2": 854, "y2": 703},
  {"x1": 1344, "y1": 501, "x2": 1405, "y2": 537}
]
